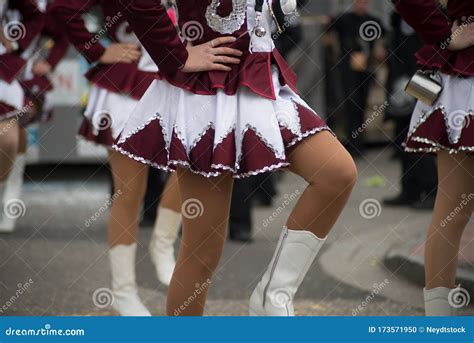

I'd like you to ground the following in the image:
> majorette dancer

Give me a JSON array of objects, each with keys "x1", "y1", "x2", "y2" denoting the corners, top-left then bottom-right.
[
  {"x1": 52, "y1": 0, "x2": 242, "y2": 315},
  {"x1": 394, "y1": 0, "x2": 474, "y2": 316},
  {"x1": 1, "y1": 0, "x2": 69, "y2": 233},
  {"x1": 114, "y1": 0, "x2": 357, "y2": 316},
  {"x1": 0, "y1": 0, "x2": 44, "y2": 232}
]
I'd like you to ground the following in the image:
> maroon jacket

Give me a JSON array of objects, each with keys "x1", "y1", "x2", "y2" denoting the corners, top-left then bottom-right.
[
  {"x1": 52, "y1": 0, "x2": 187, "y2": 74},
  {"x1": 393, "y1": 0, "x2": 474, "y2": 76},
  {"x1": 0, "y1": 0, "x2": 44, "y2": 82},
  {"x1": 125, "y1": 0, "x2": 296, "y2": 100},
  {"x1": 51, "y1": 0, "x2": 186, "y2": 98}
]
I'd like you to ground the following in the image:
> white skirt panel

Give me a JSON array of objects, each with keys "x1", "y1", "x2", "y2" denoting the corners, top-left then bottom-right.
[{"x1": 83, "y1": 85, "x2": 139, "y2": 141}]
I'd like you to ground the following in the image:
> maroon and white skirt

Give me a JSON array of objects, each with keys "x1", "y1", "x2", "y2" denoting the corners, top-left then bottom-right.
[
  {"x1": 78, "y1": 85, "x2": 141, "y2": 148},
  {"x1": 79, "y1": 51, "x2": 157, "y2": 147},
  {"x1": 113, "y1": 66, "x2": 331, "y2": 178},
  {"x1": 0, "y1": 79, "x2": 25, "y2": 121},
  {"x1": 404, "y1": 72, "x2": 474, "y2": 154}
]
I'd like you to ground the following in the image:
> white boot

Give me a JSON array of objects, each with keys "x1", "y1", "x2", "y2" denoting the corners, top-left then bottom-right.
[
  {"x1": 149, "y1": 207, "x2": 181, "y2": 286},
  {"x1": 249, "y1": 227, "x2": 326, "y2": 316},
  {"x1": 109, "y1": 243, "x2": 151, "y2": 316},
  {"x1": 424, "y1": 287, "x2": 457, "y2": 316},
  {"x1": 0, "y1": 154, "x2": 25, "y2": 233}
]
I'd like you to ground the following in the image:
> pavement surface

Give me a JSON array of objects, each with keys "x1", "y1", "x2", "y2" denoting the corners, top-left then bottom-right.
[{"x1": 0, "y1": 149, "x2": 472, "y2": 316}]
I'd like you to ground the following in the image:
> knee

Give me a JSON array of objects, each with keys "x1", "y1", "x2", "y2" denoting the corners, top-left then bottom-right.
[
  {"x1": 318, "y1": 155, "x2": 357, "y2": 195},
  {"x1": 338, "y1": 157, "x2": 358, "y2": 190}
]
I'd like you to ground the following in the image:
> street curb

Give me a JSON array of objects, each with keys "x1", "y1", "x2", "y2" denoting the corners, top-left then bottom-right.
[{"x1": 384, "y1": 247, "x2": 474, "y2": 302}]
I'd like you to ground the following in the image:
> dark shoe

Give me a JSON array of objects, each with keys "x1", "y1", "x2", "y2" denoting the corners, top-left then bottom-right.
[
  {"x1": 229, "y1": 230, "x2": 253, "y2": 243},
  {"x1": 229, "y1": 223, "x2": 253, "y2": 243},
  {"x1": 140, "y1": 216, "x2": 155, "y2": 228},
  {"x1": 383, "y1": 193, "x2": 417, "y2": 207},
  {"x1": 253, "y1": 193, "x2": 273, "y2": 207},
  {"x1": 411, "y1": 195, "x2": 436, "y2": 210}
]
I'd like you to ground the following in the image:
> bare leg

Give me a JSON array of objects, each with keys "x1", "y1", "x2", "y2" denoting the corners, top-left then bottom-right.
[
  {"x1": 425, "y1": 152, "x2": 474, "y2": 289},
  {"x1": 0, "y1": 120, "x2": 20, "y2": 182},
  {"x1": 287, "y1": 131, "x2": 357, "y2": 237},
  {"x1": 107, "y1": 150, "x2": 149, "y2": 246},
  {"x1": 167, "y1": 168, "x2": 233, "y2": 316},
  {"x1": 250, "y1": 132, "x2": 356, "y2": 316},
  {"x1": 106, "y1": 150, "x2": 150, "y2": 316},
  {"x1": 160, "y1": 172, "x2": 181, "y2": 212}
]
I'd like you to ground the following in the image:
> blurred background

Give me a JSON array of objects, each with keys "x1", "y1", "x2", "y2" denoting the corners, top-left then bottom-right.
[{"x1": 1, "y1": 0, "x2": 472, "y2": 316}]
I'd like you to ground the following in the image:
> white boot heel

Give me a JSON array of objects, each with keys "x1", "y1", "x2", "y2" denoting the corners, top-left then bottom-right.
[
  {"x1": 424, "y1": 286, "x2": 457, "y2": 316},
  {"x1": 249, "y1": 227, "x2": 326, "y2": 316},
  {"x1": 109, "y1": 243, "x2": 151, "y2": 316}
]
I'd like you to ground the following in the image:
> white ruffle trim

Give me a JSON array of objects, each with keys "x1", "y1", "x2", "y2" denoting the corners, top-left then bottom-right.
[{"x1": 113, "y1": 114, "x2": 331, "y2": 178}]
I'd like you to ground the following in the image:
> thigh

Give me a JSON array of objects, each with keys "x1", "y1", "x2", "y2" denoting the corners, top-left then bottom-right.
[
  {"x1": 176, "y1": 168, "x2": 234, "y2": 244},
  {"x1": 0, "y1": 120, "x2": 20, "y2": 179},
  {"x1": 108, "y1": 150, "x2": 149, "y2": 197},
  {"x1": 288, "y1": 131, "x2": 356, "y2": 187},
  {"x1": 437, "y1": 152, "x2": 474, "y2": 212}
]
